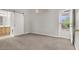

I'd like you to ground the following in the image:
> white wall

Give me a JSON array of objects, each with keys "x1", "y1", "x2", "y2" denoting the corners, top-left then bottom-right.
[
  {"x1": 29, "y1": 9, "x2": 72, "y2": 40},
  {"x1": 4, "y1": 9, "x2": 31, "y2": 35},
  {"x1": 11, "y1": 11, "x2": 30, "y2": 36},
  {"x1": 24, "y1": 10, "x2": 32, "y2": 34},
  {"x1": 30, "y1": 9, "x2": 59, "y2": 37}
]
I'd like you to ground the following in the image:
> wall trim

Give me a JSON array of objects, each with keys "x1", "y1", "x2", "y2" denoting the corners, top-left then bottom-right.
[{"x1": 28, "y1": 33, "x2": 70, "y2": 40}]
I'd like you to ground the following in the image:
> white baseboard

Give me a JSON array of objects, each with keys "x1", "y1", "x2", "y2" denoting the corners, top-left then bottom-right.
[
  {"x1": 74, "y1": 45, "x2": 79, "y2": 50},
  {"x1": 75, "y1": 47, "x2": 79, "y2": 50},
  {"x1": 0, "y1": 32, "x2": 70, "y2": 41},
  {"x1": 31, "y1": 32, "x2": 70, "y2": 39}
]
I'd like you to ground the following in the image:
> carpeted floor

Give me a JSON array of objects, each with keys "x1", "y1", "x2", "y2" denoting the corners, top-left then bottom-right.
[{"x1": 0, "y1": 33, "x2": 75, "y2": 50}]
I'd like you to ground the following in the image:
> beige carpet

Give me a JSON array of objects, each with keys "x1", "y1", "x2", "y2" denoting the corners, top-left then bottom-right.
[{"x1": 0, "y1": 33, "x2": 75, "y2": 50}]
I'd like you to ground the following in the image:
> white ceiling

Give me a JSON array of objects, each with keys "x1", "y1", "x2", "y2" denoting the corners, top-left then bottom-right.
[{"x1": 2, "y1": 9, "x2": 61, "y2": 14}]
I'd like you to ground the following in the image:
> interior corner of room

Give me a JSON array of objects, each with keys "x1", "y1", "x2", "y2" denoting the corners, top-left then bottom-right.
[{"x1": 0, "y1": 9, "x2": 77, "y2": 50}]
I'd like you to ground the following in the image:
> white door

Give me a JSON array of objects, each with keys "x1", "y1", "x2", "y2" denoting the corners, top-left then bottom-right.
[{"x1": 14, "y1": 13, "x2": 24, "y2": 36}]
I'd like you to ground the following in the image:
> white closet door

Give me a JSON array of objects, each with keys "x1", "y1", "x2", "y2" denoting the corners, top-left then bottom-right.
[{"x1": 14, "y1": 13, "x2": 24, "y2": 36}]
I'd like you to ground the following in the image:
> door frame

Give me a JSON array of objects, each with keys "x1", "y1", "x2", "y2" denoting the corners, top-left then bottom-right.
[{"x1": 72, "y1": 9, "x2": 76, "y2": 46}]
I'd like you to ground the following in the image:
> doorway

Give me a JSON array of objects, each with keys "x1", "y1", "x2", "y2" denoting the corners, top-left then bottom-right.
[
  {"x1": 59, "y1": 9, "x2": 73, "y2": 43},
  {"x1": 0, "y1": 10, "x2": 11, "y2": 38}
]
